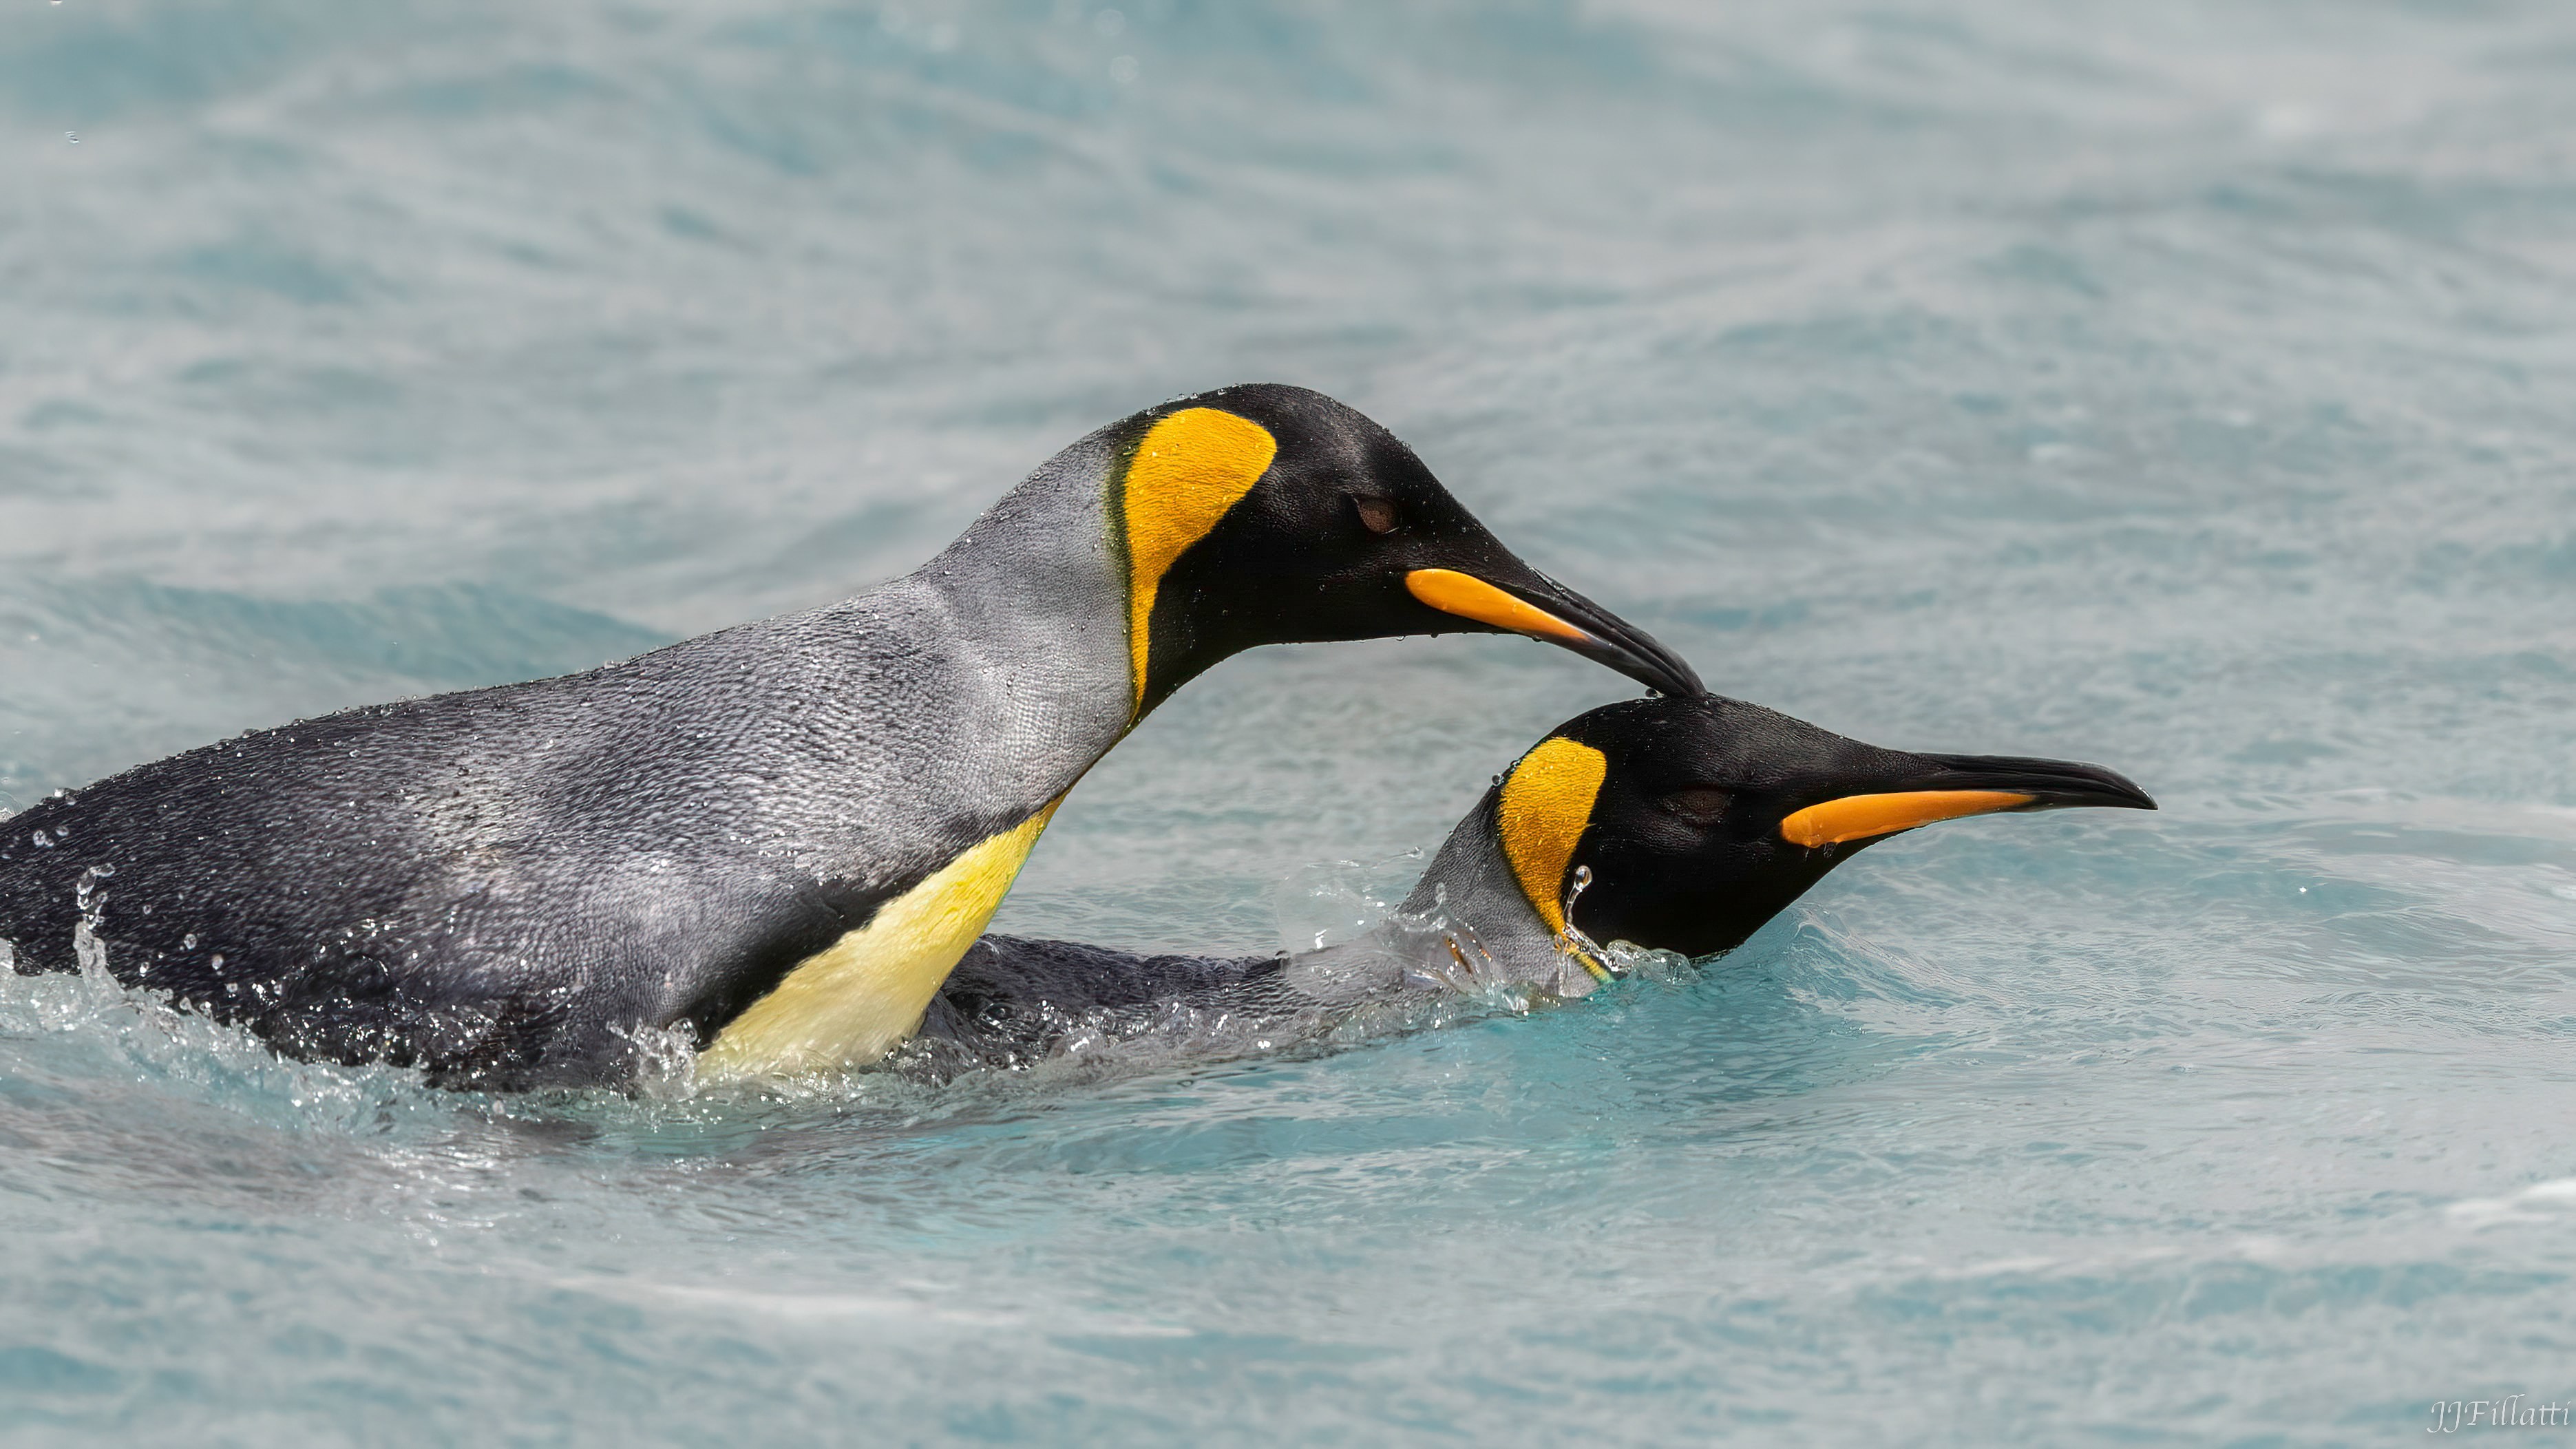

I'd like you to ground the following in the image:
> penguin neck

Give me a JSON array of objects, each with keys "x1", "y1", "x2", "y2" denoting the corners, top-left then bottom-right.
[
  {"x1": 1393, "y1": 791, "x2": 1605, "y2": 997},
  {"x1": 893, "y1": 425, "x2": 1143, "y2": 805}
]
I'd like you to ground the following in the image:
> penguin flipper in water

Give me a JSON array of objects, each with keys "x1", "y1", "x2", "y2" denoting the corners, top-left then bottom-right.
[
  {"x1": 0, "y1": 385, "x2": 1696, "y2": 1090},
  {"x1": 914, "y1": 693, "x2": 2155, "y2": 1067}
]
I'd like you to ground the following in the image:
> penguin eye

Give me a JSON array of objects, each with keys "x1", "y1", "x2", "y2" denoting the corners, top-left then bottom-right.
[
  {"x1": 1659, "y1": 787, "x2": 1733, "y2": 826},
  {"x1": 1351, "y1": 496, "x2": 1401, "y2": 534}
]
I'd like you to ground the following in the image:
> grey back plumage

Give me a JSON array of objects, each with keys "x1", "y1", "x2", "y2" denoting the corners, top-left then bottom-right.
[{"x1": 0, "y1": 421, "x2": 1139, "y2": 1087}]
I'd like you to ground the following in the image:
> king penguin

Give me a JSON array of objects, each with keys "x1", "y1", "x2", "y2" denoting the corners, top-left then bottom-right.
[
  {"x1": 0, "y1": 383, "x2": 1698, "y2": 1089},
  {"x1": 919, "y1": 692, "x2": 2154, "y2": 1061}
]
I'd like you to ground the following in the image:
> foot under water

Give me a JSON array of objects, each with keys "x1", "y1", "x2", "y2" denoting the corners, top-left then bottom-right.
[{"x1": 4, "y1": 1, "x2": 2575, "y2": 1441}]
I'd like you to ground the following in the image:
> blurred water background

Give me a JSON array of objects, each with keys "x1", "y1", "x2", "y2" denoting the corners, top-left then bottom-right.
[{"x1": 4, "y1": 0, "x2": 2575, "y2": 1441}]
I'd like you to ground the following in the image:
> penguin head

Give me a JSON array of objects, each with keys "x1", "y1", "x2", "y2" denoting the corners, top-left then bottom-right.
[
  {"x1": 1488, "y1": 695, "x2": 2157, "y2": 960},
  {"x1": 1115, "y1": 383, "x2": 1700, "y2": 714}
]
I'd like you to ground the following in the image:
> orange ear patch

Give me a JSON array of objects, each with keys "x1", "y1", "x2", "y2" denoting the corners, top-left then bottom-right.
[
  {"x1": 1121, "y1": 408, "x2": 1278, "y2": 712},
  {"x1": 1497, "y1": 737, "x2": 1608, "y2": 934}
]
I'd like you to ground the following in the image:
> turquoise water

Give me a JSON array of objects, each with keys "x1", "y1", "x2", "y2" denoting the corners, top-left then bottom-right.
[{"x1": 5, "y1": 0, "x2": 2575, "y2": 1440}]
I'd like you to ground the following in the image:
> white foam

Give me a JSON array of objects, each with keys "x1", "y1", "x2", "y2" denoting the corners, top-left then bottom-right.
[{"x1": 2443, "y1": 1178, "x2": 2576, "y2": 1229}]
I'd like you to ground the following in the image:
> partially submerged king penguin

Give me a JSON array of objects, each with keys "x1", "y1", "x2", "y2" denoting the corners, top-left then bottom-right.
[
  {"x1": 0, "y1": 384, "x2": 1699, "y2": 1089},
  {"x1": 918, "y1": 694, "x2": 2155, "y2": 1062}
]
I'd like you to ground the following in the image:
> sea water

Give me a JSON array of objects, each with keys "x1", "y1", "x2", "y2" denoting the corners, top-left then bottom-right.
[{"x1": 3, "y1": 1, "x2": 2573, "y2": 1441}]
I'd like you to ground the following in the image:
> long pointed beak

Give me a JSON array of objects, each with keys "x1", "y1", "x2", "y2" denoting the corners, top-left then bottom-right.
[
  {"x1": 1780, "y1": 754, "x2": 2155, "y2": 849},
  {"x1": 1405, "y1": 567, "x2": 1702, "y2": 697}
]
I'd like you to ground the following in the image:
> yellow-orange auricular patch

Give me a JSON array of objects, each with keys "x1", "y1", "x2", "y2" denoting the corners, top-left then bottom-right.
[
  {"x1": 1779, "y1": 790, "x2": 2033, "y2": 849},
  {"x1": 1122, "y1": 408, "x2": 1278, "y2": 712},
  {"x1": 1497, "y1": 737, "x2": 1608, "y2": 935},
  {"x1": 1404, "y1": 569, "x2": 1590, "y2": 646}
]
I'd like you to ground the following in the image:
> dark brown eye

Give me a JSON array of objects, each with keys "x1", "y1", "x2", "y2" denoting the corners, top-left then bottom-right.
[
  {"x1": 1353, "y1": 496, "x2": 1400, "y2": 534},
  {"x1": 1660, "y1": 787, "x2": 1732, "y2": 825}
]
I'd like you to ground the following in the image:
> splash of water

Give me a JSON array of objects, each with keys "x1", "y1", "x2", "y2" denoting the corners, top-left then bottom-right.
[{"x1": 1554, "y1": 864, "x2": 1699, "y2": 987}]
